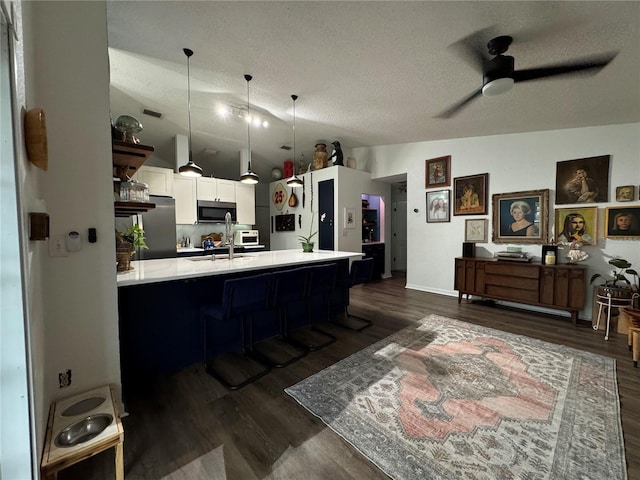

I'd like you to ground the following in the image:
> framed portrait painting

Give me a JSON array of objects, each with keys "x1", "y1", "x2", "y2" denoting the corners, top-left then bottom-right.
[
  {"x1": 492, "y1": 189, "x2": 549, "y2": 244},
  {"x1": 554, "y1": 207, "x2": 597, "y2": 245},
  {"x1": 453, "y1": 173, "x2": 488, "y2": 215},
  {"x1": 426, "y1": 189, "x2": 450, "y2": 223},
  {"x1": 555, "y1": 155, "x2": 610, "y2": 204},
  {"x1": 616, "y1": 185, "x2": 635, "y2": 202},
  {"x1": 605, "y1": 206, "x2": 640, "y2": 238},
  {"x1": 465, "y1": 218, "x2": 488, "y2": 243},
  {"x1": 344, "y1": 207, "x2": 356, "y2": 229},
  {"x1": 425, "y1": 155, "x2": 451, "y2": 189}
]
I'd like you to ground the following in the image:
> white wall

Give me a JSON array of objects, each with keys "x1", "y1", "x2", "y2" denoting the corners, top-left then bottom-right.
[
  {"x1": 354, "y1": 123, "x2": 640, "y2": 319},
  {"x1": 269, "y1": 166, "x2": 392, "y2": 276},
  {"x1": 19, "y1": 0, "x2": 121, "y2": 454}
]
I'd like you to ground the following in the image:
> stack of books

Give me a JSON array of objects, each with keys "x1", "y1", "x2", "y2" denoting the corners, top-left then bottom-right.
[{"x1": 495, "y1": 251, "x2": 532, "y2": 262}]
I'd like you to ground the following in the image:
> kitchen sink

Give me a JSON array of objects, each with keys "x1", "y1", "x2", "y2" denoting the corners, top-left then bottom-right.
[{"x1": 188, "y1": 253, "x2": 255, "y2": 261}]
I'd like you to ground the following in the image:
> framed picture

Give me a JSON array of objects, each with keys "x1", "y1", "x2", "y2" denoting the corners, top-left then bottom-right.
[
  {"x1": 425, "y1": 155, "x2": 451, "y2": 189},
  {"x1": 453, "y1": 173, "x2": 488, "y2": 215},
  {"x1": 616, "y1": 185, "x2": 635, "y2": 202},
  {"x1": 344, "y1": 207, "x2": 356, "y2": 229},
  {"x1": 605, "y1": 206, "x2": 640, "y2": 238},
  {"x1": 555, "y1": 155, "x2": 610, "y2": 204},
  {"x1": 492, "y1": 189, "x2": 549, "y2": 244},
  {"x1": 426, "y1": 189, "x2": 450, "y2": 223},
  {"x1": 465, "y1": 218, "x2": 488, "y2": 243},
  {"x1": 554, "y1": 207, "x2": 598, "y2": 245}
]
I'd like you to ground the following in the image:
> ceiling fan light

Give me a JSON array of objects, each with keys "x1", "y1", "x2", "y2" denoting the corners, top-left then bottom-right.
[{"x1": 482, "y1": 77, "x2": 514, "y2": 96}]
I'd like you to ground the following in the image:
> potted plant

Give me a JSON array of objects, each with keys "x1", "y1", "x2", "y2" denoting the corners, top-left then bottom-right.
[
  {"x1": 590, "y1": 257, "x2": 639, "y2": 305},
  {"x1": 115, "y1": 224, "x2": 148, "y2": 271},
  {"x1": 298, "y1": 230, "x2": 317, "y2": 253}
]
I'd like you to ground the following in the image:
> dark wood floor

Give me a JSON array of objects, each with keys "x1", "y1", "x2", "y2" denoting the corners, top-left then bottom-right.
[{"x1": 60, "y1": 273, "x2": 639, "y2": 479}]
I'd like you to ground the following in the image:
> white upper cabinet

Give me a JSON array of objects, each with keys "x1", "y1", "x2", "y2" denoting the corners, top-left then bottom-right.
[
  {"x1": 133, "y1": 166, "x2": 174, "y2": 197},
  {"x1": 196, "y1": 177, "x2": 236, "y2": 202},
  {"x1": 173, "y1": 174, "x2": 197, "y2": 224},
  {"x1": 235, "y1": 182, "x2": 255, "y2": 225}
]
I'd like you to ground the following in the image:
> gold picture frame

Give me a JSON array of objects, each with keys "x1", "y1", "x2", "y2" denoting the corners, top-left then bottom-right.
[
  {"x1": 554, "y1": 207, "x2": 598, "y2": 245},
  {"x1": 605, "y1": 206, "x2": 640, "y2": 238},
  {"x1": 492, "y1": 189, "x2": 549, "y2": 244}
]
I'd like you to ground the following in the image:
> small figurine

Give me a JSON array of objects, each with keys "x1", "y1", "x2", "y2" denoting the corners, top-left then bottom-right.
[{"x1": 329, "y1": 140, "x2": 344, "y2": 166}]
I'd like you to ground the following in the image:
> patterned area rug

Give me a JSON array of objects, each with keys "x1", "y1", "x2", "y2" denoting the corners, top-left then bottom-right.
[{"x1": 285, "y1": 314, "x2": 627, "y2": 480}]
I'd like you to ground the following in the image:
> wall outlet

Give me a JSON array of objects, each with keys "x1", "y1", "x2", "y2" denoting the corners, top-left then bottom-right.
[
  {"x1": 49, "y1": 235, "x2": 68, "y2": 257},
  {"x1": 58, "y1": 369, "x2": 71, "y2": 388}
]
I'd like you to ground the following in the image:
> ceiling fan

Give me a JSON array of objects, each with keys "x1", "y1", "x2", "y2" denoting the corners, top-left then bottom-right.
[{"x1": 436, "y1": 34, "x2": 618, "y2": 119}]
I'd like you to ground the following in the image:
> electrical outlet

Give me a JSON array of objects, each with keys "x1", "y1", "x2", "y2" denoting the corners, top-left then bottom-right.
[
  {"x1": 58, "y1": 369, "x2": 71, "y2": 388},
  {"x1": 49, "y1": 235, "x2": 68, "y2": 257}
]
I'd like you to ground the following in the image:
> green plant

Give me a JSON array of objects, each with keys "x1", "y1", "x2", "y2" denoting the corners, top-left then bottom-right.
[
  {"x1": 298, "y1": 215, "x2": 317, "y2": 248},
  {"x1": 116, "y1": 223, "x2": 148, "y2": 250},
  {"x1": 590, "y1": 257, "x2": 638, "y2": 290}
]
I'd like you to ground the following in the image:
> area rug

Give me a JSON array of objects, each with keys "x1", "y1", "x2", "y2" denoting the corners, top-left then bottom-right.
[{"x1": 285, "y1": 314, "x2": 627, "y2": 480}]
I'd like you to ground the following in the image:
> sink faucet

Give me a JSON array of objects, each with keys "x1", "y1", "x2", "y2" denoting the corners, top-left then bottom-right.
[{"x1": 225, "y1": 211, "x2": 234, "y2": 260}]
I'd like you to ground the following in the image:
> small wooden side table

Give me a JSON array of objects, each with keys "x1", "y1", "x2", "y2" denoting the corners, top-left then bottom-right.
[{"x1": 41, "y1": 385, "x2": 124, "y2": 480}]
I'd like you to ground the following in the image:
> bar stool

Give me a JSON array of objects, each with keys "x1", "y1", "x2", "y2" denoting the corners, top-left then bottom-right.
[
  {"x1": 201, "y1": 273, "x2": 272, "y2": 390},
  {"x1": 251, "y1": 267, "x2": 309, "y2": 367},
  {"x1": 287, "y1": 263, "x2": 337, "y2": 351},
  {"x1": 331, "y1": 257, "x2": 374, "y2": 331}
]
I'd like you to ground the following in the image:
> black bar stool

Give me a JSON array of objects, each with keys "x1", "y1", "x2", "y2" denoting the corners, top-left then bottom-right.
[
  {"x1": 331, "y1": 257, "x2": 375, "y2": 331},
  {"x1": 287, "y1": 263, "x2": 337, "y2": 351},
  {"x1": 201, "y1": 273, "x2": 272, "y2": 390},
  {"x1": 251, "y1": 267, "x2": 309, "y2": 367}
]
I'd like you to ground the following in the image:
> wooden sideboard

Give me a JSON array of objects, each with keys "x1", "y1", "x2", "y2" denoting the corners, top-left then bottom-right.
[{"x1": 454, "y1": 257, "x2": 586, "y2": 325}]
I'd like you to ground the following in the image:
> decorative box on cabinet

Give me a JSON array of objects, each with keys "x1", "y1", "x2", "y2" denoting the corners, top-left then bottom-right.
[{"x1": 455, "y1": 257, "x2": 586, "y2": 325}]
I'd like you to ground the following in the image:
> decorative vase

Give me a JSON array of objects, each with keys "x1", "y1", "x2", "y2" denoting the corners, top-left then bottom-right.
[
  {"x1": 116, "y1": 244, "x2": 134, "y2": 272},
  {"x1": 302, "y1": 242, "x2": 314, "y2": 253}
]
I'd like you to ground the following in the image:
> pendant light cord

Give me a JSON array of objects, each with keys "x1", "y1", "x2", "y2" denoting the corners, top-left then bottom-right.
[
  {"x1": 292, "y1": 95, "x2": 297, "y2": 169},
  {"x1": 184, "y1": 48, "x2": 193, "y2": 161},
  {"x1": 245, "y1": 74, "x2": 252, "y2": 170}
]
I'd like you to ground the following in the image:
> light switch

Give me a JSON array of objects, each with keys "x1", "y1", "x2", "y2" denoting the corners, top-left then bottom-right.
[{"x1": 49, "y1": 235, "x2": 68, "y2": 257}]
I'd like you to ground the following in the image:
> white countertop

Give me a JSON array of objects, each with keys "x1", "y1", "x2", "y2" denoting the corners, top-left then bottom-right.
[{"x1": 117, "y1": 249, "x2": 362, "y2": 287}]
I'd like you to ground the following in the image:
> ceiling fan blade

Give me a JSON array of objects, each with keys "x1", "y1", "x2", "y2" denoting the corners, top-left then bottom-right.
[
  {"x1": 513, "y1": 52, "x2": 617, "y2": 83},
  {"x1": 435, "y1": 89, "x2": 483, "y2": 119}
]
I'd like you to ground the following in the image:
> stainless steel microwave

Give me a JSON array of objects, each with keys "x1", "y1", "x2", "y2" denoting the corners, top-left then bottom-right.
[{"x1": 197, "y1": 200, "x2": 236, "y2": 223}]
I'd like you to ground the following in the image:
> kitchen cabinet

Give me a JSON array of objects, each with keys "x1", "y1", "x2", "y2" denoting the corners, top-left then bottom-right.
[
  {"x1": 133, "y1": 165, "x2": 174, "y2": 197},
  {"x1": 112, "y1": 140, "x2": 155, "y2": 216},
  {"x1": 454, "y1": 257, "x2": 586, "y2": 325},
  {"x1": 362, "y1": 208, "x2": 379, "y2": 242},
  {"x1": 196, "y1": 177, "x2": 236, "y2": 202},
  {"x1": 235, "y1": 182, "x2": 255, "y2": 225},
  {"x1": 173, "y1": 174, "x2": 197, "y2": 224}
]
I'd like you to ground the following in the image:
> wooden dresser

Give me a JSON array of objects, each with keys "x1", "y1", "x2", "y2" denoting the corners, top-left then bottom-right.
[{"x1": 454, "y1": 257, "x2": 586, "y2": 325}]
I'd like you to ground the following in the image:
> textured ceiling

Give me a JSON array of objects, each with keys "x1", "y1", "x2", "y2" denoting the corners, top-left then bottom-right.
[{"x1": 106, "y1": 1, "x2": 640, "y2": 180}]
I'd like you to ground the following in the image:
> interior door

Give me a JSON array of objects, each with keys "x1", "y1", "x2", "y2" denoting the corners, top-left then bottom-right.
[
  {"x1": 392, "y1": 200, "x2": 407, "y2": 271},
  {"x1": 318, "y1": 179, "x2": 334, "y2": 250}
]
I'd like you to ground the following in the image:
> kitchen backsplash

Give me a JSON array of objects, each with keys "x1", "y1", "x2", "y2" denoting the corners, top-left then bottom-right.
[{"x1": 176, "y1": 223, "x2": 254, "y2": 247}]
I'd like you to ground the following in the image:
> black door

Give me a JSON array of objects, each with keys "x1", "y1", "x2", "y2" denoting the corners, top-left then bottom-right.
[{"x1": 318, "y1": 179, "x2": 334, "y2": 250}]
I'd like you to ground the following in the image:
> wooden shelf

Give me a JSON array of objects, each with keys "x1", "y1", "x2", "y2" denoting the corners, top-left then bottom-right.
[
  {"x1": 112, "y1": 140, "x2": 154, "y2": 181},
  {"x1": 114, "y1": 201, "x2": 156, "y2": 217}
]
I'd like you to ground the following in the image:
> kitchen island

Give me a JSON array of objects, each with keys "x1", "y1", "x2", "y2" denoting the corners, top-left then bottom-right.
[{"x1": 117, "y1": 250, "x2": 362, "y2": 396}]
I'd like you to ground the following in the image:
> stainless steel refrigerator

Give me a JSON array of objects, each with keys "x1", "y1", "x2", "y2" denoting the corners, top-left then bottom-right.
[{"x1": 116, "y1": 195, "x2": 177, "y2": 260}]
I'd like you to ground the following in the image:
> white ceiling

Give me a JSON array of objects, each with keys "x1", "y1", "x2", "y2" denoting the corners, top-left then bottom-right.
[{"x1": 106, "y1": 1, "x2": 640, "y2": 180}]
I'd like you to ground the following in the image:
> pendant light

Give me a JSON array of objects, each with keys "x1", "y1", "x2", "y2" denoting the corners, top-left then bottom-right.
[
  {"x1": 286, "y1": 94, "x2": 303, "y2": 187},
  {"x1": 178, "y1": 48, "x2": 203, "y2": 177},
  {"x1": 240, "y1": 74, "x2": 259, "y2": 184}
]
